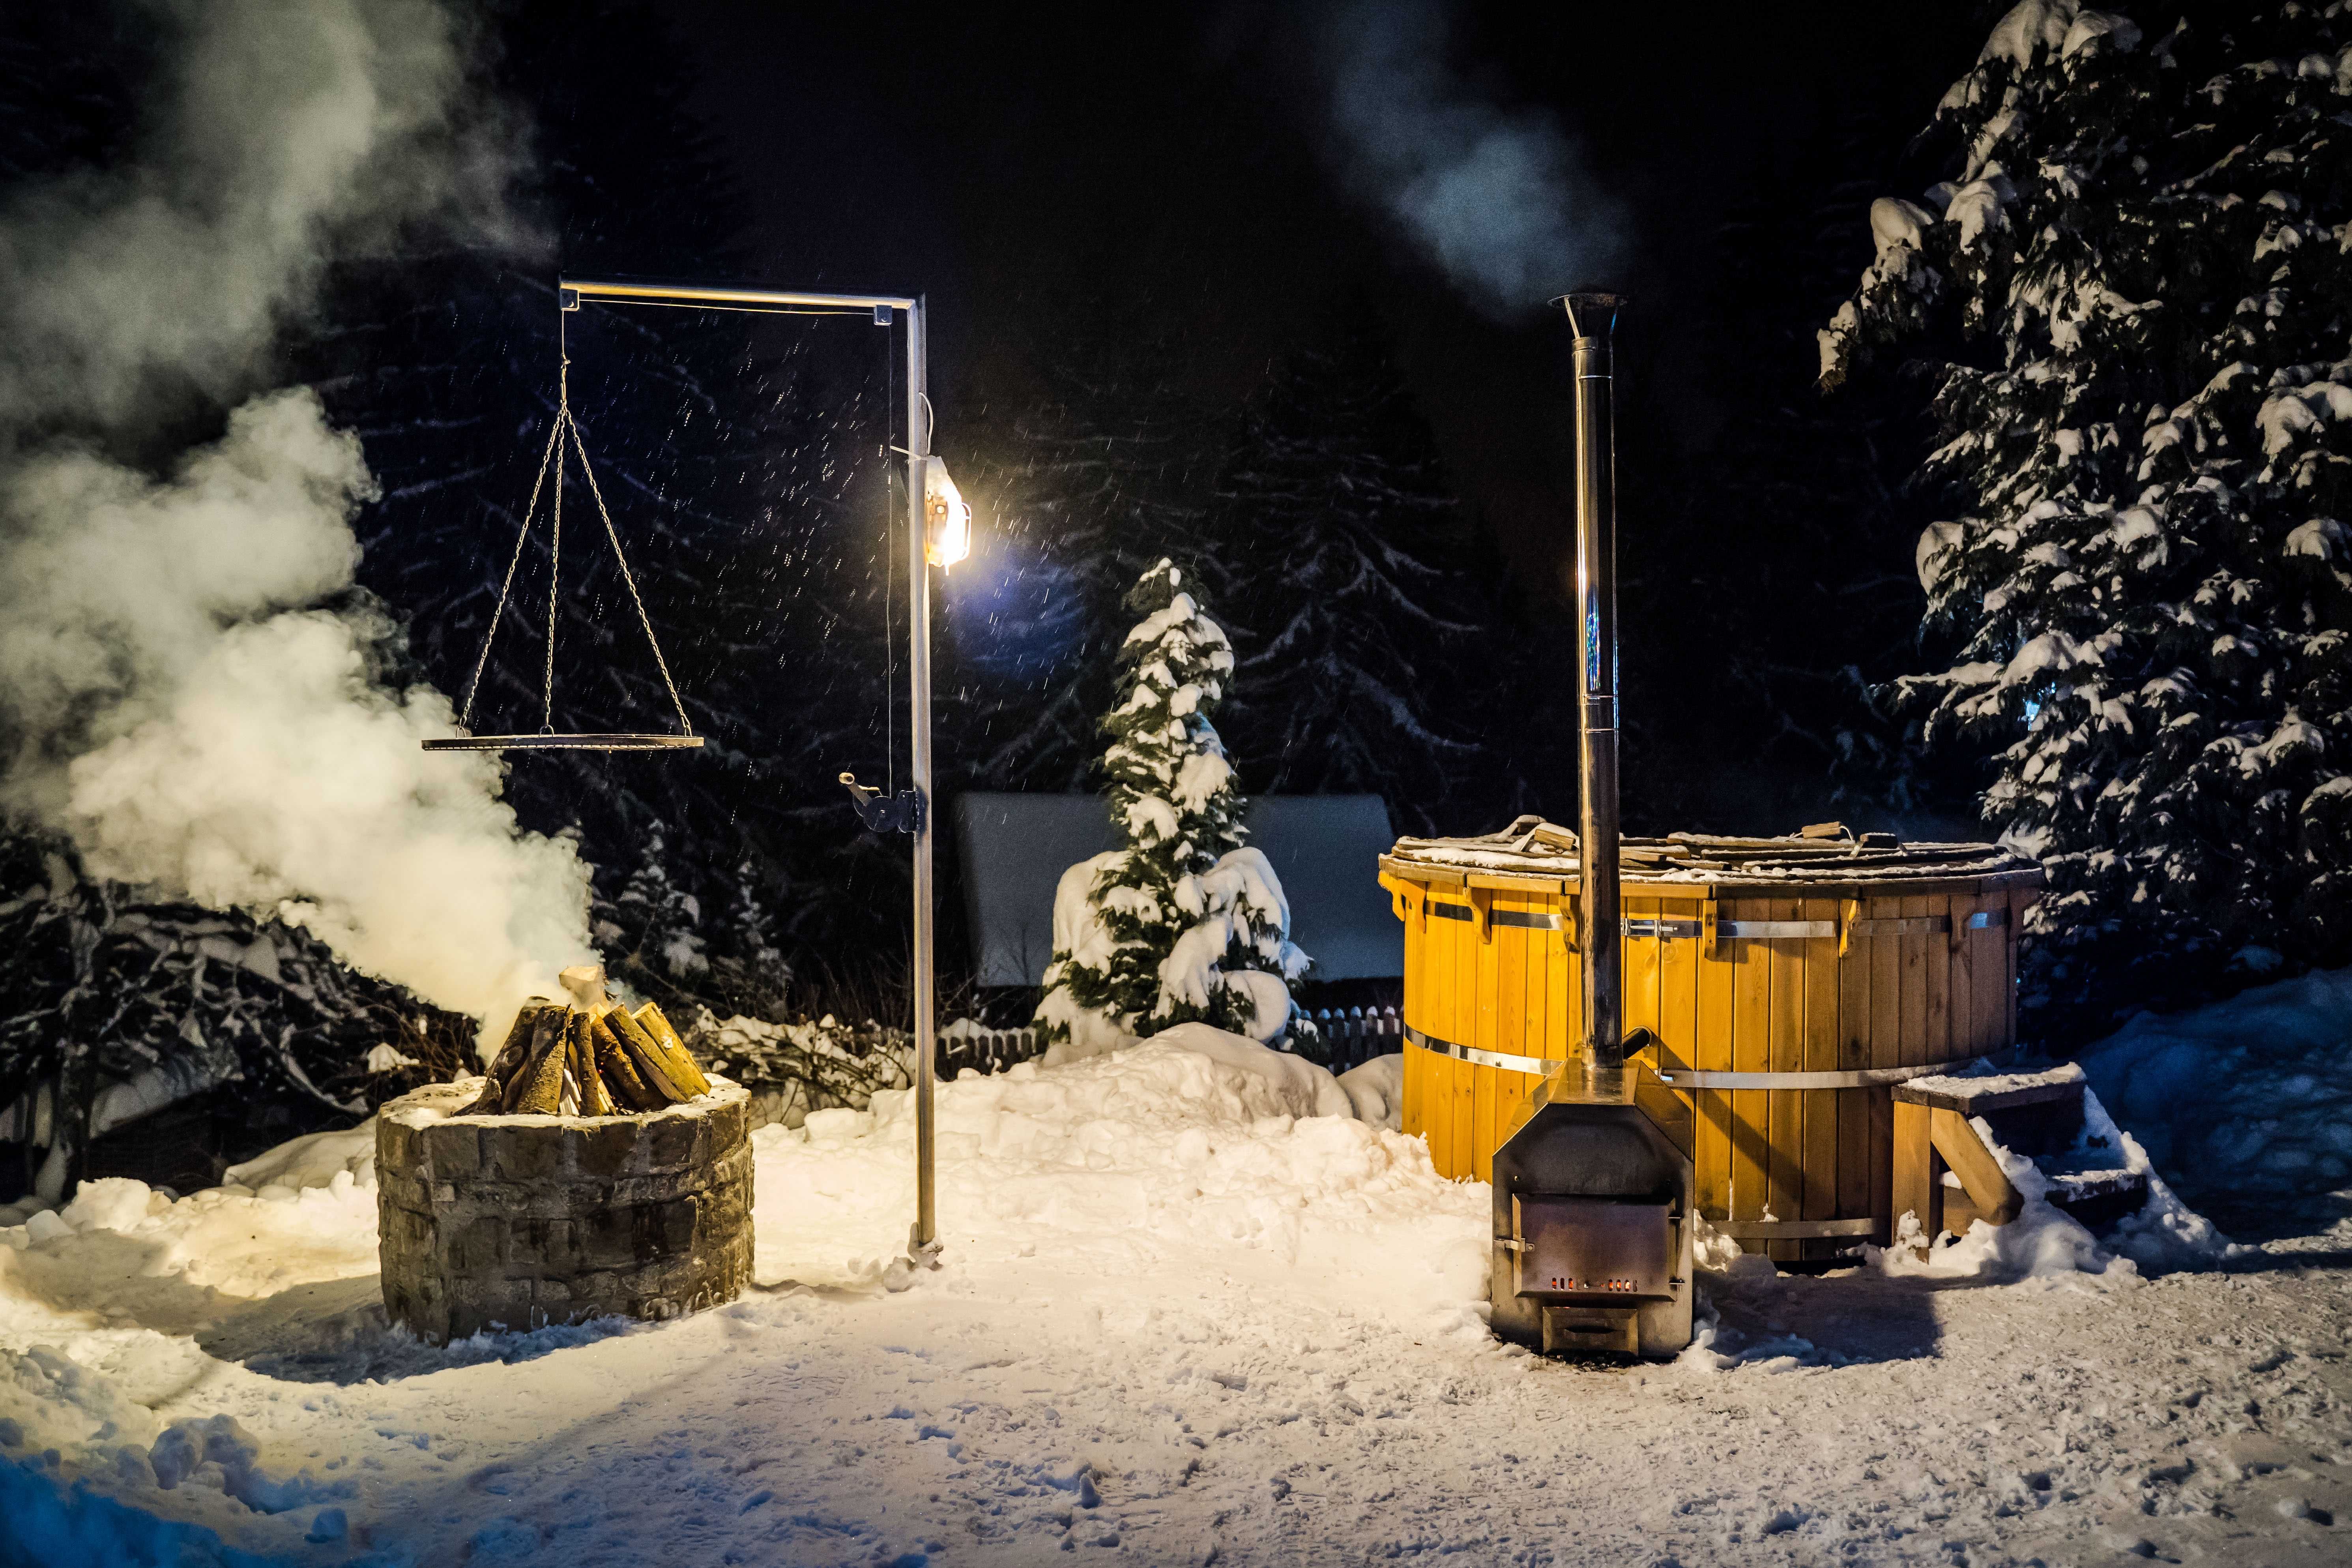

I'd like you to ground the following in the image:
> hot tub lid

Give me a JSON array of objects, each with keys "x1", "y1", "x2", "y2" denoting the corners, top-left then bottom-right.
[{"x1": 1383, "y1": 815, "x2": 2041, "y2": 894}]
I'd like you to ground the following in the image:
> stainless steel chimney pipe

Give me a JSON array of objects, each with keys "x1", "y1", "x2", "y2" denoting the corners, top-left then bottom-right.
[{"x1": 1560, "y1": 291, "x2": 1625, "y2": 1074}]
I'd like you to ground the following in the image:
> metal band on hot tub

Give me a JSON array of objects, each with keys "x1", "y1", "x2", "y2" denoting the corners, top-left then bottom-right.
[
  {"x1": 1425, "y1": 901, "x2": 1564, "y2": 930},
  {"x1": 1404, "y1": 1025, "x2": 1571, "y2": 1076},
  {"x1": 1404, "y1": 1024, "x2": 1986, "y2": 1089},
  {"x1": 1650, "y1": 1059, "x2": 1989, "y2": 1089}
]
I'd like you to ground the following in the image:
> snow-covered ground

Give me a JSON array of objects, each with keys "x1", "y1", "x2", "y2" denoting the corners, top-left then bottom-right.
[{"x1": 4, "y1": 997, "x2": 2351, "y2": 1566}]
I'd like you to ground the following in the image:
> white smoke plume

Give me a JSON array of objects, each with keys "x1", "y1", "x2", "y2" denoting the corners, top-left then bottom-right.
[
  {"x1": 0, "y1": 0, "x2": 593, "y2": 1030},
  {"x1": 1319, "y1": 0, "x2": 1626, "y2": 317}
]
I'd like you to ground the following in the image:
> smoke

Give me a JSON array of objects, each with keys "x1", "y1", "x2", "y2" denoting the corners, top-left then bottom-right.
[
  {"x1": 1317, "y1": 0, "x2": 1626, "y2": 317},
  {"x1": 0, "y1": 0, "x2": 593, "y2": 1028}
]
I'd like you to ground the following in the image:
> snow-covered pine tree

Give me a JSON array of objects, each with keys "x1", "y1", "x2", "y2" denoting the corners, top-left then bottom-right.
[
  {"x1": 1207, "y1": 301, "x2": 1497, "y2": 833},
  {"x1": 1034, "y1": 560, "x2": 1312, "y2": 1057},
  {"x1": 1822, "y1": 0, "x2": 2352, "y2": 1028},
  {"x1": 0, "y1": 838, "x2": 475, "y2": 1201}
]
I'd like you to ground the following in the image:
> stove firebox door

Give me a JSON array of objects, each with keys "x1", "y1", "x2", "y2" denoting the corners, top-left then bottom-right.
[{"x1": 1513, "y1": 1195, "x2": 1674, "y2": 1300}]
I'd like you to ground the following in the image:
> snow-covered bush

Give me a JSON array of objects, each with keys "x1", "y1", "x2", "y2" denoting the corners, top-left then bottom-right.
[
  {"x1": 1035, "y1": 561, "x2": 1313, "y2": 1058},
  {"x1": 688, "y1": 1010, "x2": 911, "y2": 1128},
  {"x1": 1824, "y1": 0, "x2": 2352, "y2": 1027},
  {"x1": 593, "y1": 836, "x2": 795, "y2": 1022}
]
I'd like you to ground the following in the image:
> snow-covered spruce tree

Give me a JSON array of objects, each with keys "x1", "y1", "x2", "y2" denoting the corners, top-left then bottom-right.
[
  {"x1": 1034, "y1": 561, "x2": 1313, "y2": 1059},
  {"x1": 1822, "y1": 1, "x2": 2352, "y2": 1028}
]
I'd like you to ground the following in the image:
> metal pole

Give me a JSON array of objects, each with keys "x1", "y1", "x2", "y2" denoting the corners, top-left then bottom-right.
[
  {"x1": 906, "y1": 297, "x2": 938, "y2": 1255},
  {"x1": 1563, "y1": 291, "x2": 1625, "y2": 1074},
  {"x1": 554, "y1": 272, "x2": 941, "y2": 1257}
]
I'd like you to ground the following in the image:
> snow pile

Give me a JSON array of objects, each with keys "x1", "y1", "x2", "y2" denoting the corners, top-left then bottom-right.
[
  {"x1": 754, "y1": 1027, "x2": 1472, "y2": 1298},
  {"x1": 221, "y1": 1120, "x2": 380, "y2": 1194},
  {"x1": 1336, "y1": 1052, "x2": 1403, "y2": 1130},
  {"x1": 2076, "y1": 965, "x2": 2352, "y2": 1235}
]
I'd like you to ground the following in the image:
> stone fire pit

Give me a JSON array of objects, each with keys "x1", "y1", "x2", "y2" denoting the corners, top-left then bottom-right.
[{"x1": 376, "y1": 1076, "x2": 752, "y2": 1343}]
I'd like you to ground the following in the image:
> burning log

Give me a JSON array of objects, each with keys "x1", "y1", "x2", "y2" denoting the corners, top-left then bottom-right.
[{"x1": 459, "y1": 967, "x2": 713, "y2": 1117}]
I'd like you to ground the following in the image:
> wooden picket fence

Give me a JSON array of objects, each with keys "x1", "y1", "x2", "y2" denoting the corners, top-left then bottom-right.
[
  {"x1": 1308, "y1": 1006, "x2": 1402, "y2": 1073},
  {"x1": 935, "y1": 1027, "x2": 1045, "y2": 1078},
  {"x1": 839, "y1": 1014, "x2": 1399, "y2": 1079}
]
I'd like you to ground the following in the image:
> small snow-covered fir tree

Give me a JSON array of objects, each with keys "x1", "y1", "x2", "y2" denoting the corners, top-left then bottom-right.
[
  {"x1": 1035, "y1": 560, "x2": 1312, "y2": 1057},
  {"x1": 1823, "y1": 1, "x2": 2352, "y2": 1027}
]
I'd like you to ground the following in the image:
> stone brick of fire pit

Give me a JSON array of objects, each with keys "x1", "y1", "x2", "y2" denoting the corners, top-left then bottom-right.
[{"x1": 376, "y1": 1076, "x2": 752, "y2": 1343}]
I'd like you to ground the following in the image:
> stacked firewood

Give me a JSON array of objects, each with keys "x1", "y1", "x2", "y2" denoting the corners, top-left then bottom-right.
[{"x1": 462, "y1": 965, "x2": 713, "y2": 1116}]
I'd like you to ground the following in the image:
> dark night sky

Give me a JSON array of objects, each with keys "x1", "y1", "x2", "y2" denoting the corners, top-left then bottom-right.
[{"x1": 674, "y1": 2, "x2": 1995, "y2": 600}]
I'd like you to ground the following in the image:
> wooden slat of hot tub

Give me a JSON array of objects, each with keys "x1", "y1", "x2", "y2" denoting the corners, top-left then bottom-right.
[
  {"x1": 1970, "y1": 889, "x2": 2003, "y2": 1056},
  {"x1": 1454, "y1": 889, "x2": 1476, "y2": 1174},
  {"x1": 1876, "y1": 891, "x2": 1910, "y2": 1231},
  {"x1": 1802, "y1": 894, "x2": 1842, "y2": 1234},
  {"x1": 1765, "y1": 896, "x2": 1805, "y2": 1258},
  {"x1": 1696, "y1": 899, "x2": 1735, "y2": 1222},
  {"x1": 1526, "y1": 887, "x2": 1554, "y2": 1072},
  {"x1": 1660, "y1": 894, "x2": 1702, "y2": 1083},
  {"x1": 1949, "y1": 890, "x2": 1975, "y2": 1070},
  {"x1": 1837, "y1": 898, "x2": 1872, "y2": 1225},
  {"x1": 1729, "y1": 902, "x2": 1772, "y2": 1232},
  {"x1": 1900, "y1": 893, "x2": 1938, "y2": 1081}
]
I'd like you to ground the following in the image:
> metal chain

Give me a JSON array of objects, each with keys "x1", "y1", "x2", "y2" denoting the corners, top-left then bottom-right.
[
  {"x1": 564, "y1": 405, "x2": 695, "y2": 736},
  {"x1": 543, "y1": 350, "x2": 564, "y2": 734},
  {"x1": 460, "y1": 403, "x2": 565, "y2": 729},
  {"x1": 457, "y1": 296, "x2": 692, "y2": 740}
]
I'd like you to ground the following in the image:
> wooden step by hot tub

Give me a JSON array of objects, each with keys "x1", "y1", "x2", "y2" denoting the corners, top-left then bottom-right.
[{"x1": 1381, "y1": 818, "x2": 2043, "y2": 1261}]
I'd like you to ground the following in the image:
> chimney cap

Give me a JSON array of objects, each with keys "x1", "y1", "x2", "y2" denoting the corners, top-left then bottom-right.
[{"x1": 1552, "y1": 290, "x2": 1628, "y2": 338}]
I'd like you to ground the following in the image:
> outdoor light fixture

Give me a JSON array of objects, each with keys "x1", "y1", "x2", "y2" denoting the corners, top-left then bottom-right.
[{"x1": 922, "y1": 455, "x2": 971, "y2": 567}]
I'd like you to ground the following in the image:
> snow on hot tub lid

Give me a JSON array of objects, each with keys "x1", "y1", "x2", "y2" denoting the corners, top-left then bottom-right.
[{"x1": 1383, "y1": 815, "x2": 2039, "y2": 887}]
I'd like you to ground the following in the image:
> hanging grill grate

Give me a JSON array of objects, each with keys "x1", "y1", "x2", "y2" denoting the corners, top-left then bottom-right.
[{"x1": 423, "y1": 310, "x2": 702, "y2": 755}]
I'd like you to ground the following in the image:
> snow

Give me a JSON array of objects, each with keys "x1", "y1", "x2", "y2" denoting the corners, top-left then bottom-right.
[
  {"x1": 4, "y1": 990, "x2": 2352, "y2": 1565},
  {"x1": 2256, "y1": 379, "x2": 2352, "y2": 457},
  {"x1": 1335, "y1": 1052, "x2": 1402, "y2": 1129},
  {"x1": 2077, "y1": 965, "x2": 2352, "y2": 1236},
  {"x1": 1868, "y1": 196, "x2": 1934, "y2": 263},
  {"x1": 1916, "y1": 518, "x2": 1965, "y2": 592},
  {"x1": 2285, "y1": 516, "x2": 2346, "y2": 560}
]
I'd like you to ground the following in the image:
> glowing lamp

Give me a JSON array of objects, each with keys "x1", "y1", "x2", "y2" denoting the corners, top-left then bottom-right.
[{"x1": 922, "y1": 455, "x2": 971, "y2": 566}]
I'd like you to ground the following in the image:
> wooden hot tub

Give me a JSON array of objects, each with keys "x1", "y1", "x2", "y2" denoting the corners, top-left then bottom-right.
[{"x1": 1381, "y1": 818, "x2": 2043, "y2": 1260}]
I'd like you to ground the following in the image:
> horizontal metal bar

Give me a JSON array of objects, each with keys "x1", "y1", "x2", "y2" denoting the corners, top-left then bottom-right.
[
  {"x1": 560, "y1": 277, "x2": 917, "y2": 312},
  {"x1": 1719, "y1": 920, "x2": 1837, "y2": 939},
  {"x1": 1429, "y1": 901, "x2": 1474, "y2": 921},
  {"x1": 1653, "y1": 1057, "x2": 1989, "y2": 1091},
  {"x1": 1849, "y1": 916, "x2": 1950, "y2": 937},
  {"x1": 1711, "y1": 1217, "x2": 1878, "y2": 1239},
  {"x1": 1492, "y1": 908, "x2": 1564, "y2": 930},
  {"x1": 422, "y1": 732, "x2": 703, "y2": 752},
  {"x1": 1405, "y1": 1026, "x2": 1568, "y2": 1077}
]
